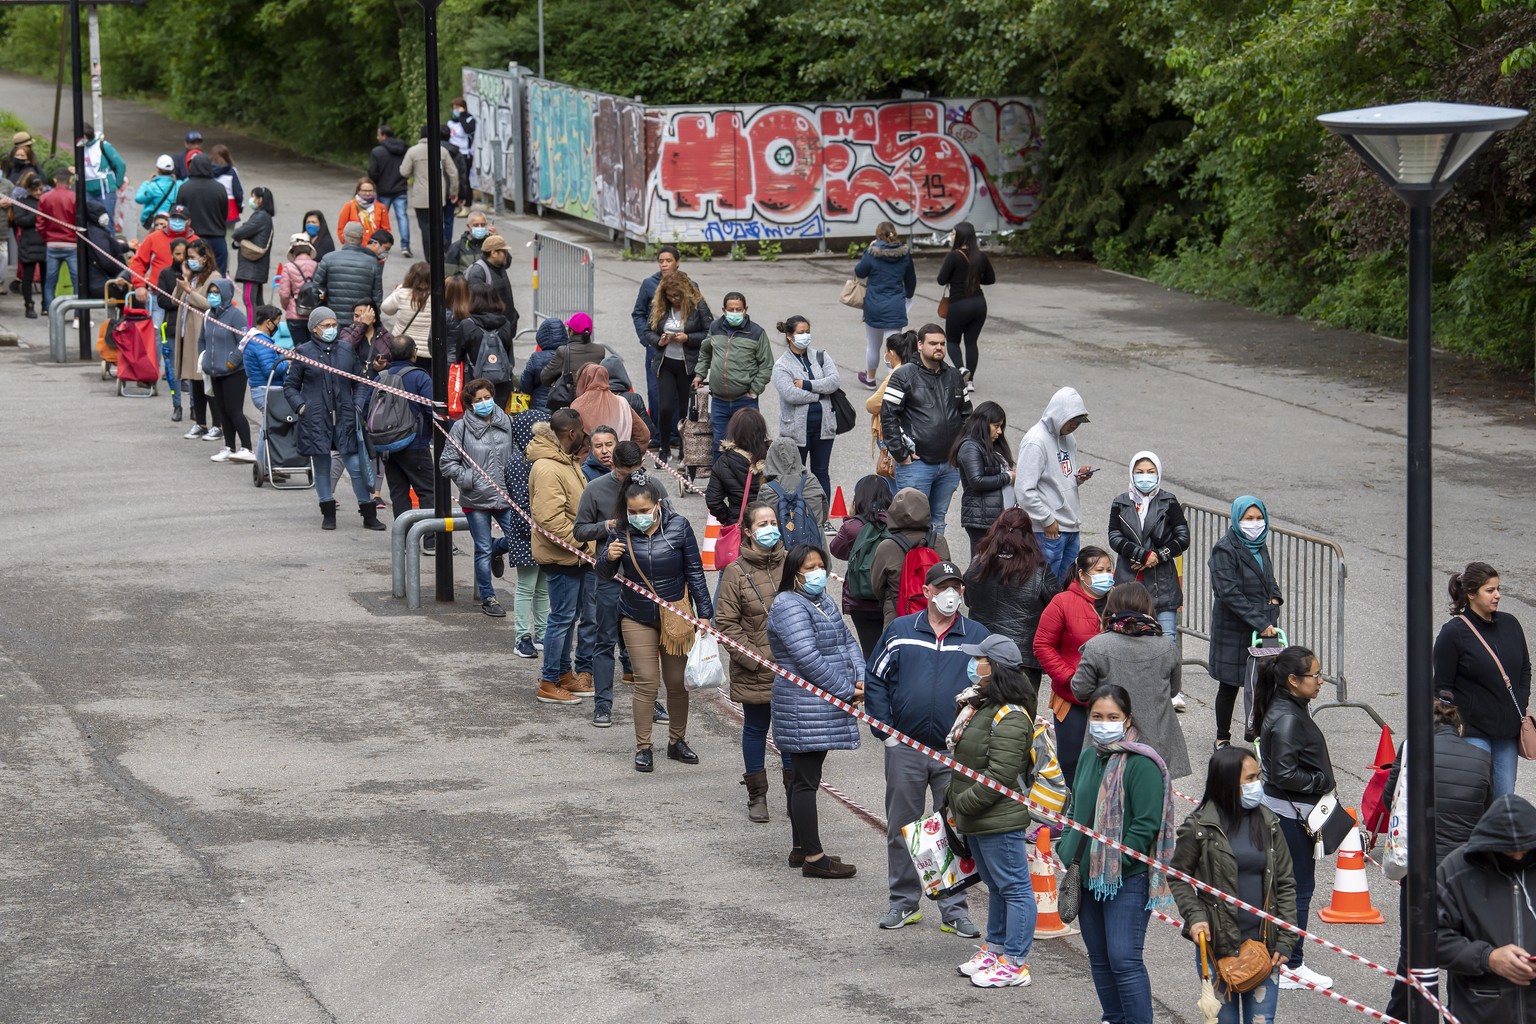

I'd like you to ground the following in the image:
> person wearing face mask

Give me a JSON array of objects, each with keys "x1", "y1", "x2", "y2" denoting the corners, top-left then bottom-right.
[
  {"x1": 865, "y1": 330, "x2": 915, "y2": 476},
  {"x1": 277, "y1": 236, "x2": 319, "y2": 346},
  {"x1": 314, "y1": 221, "x2": 385, "y2": 327},
  {"x1": 716, "y1": 503, "x2": 791, "y2": 821},
  {"x1": 441, "y1": 378, "x2": 518, "y2": 612},
  {"x1": 153, "y1": 237, "x2": 190, "y2": 418},
  {"x1": 1072, "y1": 583, "x2": 1190, "y2": 779},
  {"x1": 135, "y1": 154, "x2": 181, "y2": 231},
  {"x1": 1437, "y1": 793, "x2": 1536, "y2": 1024},
  {"x1": 947, "y1": 635, "x2": 1043, "y2": 987},
  {"x1": 596, "y1": 477, "x2": 715, "y2": 772},
  {"x1": 365, "y1": 228, "x2": 395, "y2": 266},
  {"x1": 1108, "y1": 450, "x2": 1191, "y2": 709},
  {"x1": 869, "y1": 487, "x2": 952, "y2": 627},
  {"x1": 645, "y1": 271, "x2": 712, "y2": 461},
  {"x1": 951, "y1": 401, "x2": 1015, "y2": 556},
  {"x1": 1169, "y1": 745, "x2": 1297, "y2": 1024},
  {"x1": 1034, "y1": 546, "x2": 1114, "y2": 785},
  {"x1": 527, "y1": 409, "x2": 597, "y2": 705},
  {"x1": 171, "y1": 239, "x2": 221, "y2": 440},
  {"x1": 299, "y1": 210, "x2": 336, "y2": 260},
  {"x1": 1208, "y1": 496, "x2": 1283, "y2": 748},
  {"x1": 770, "y1": 314, "x2": 840, "y2": 503},
  {"x1": 129, "y1": 200, "x2": 197, "y2": 336},
  {"x1": 1249, "y1": 644, "x2": 1335, "y2": 992},
  {"x1": 766, "y1": 543, "x2": 864, "y2": 878},
  {"x1": 367, "y1": 126, "x2": 412, "y2": 257},
  {"x1": 447, "y1": 211, "x2": 493, "y2": 273},
  {"x1": 447, "y1": 97, "x2": 477, "y2": 212},
  {"x1": 1012, "y1": 386, "x2": 1093, "y2": 586},
  {"x1": 241, "y1": 304, "x2": 290, "y2": 449},
  {"x1": 200, "y1": 277, "x2": 257, "y2": 464},
  {"x1": 866, "y1": 560, "x2": 990, "y2": 936},
  {"x1": 284, "y1": 306, "x2": 377, "y2": 530},
  {"x1": 463, "y1": 234, "x2": 518, "y2": 332},
  {"x1": 1056, "y1": 685, "x2": 1178, "y2": 1024},
  {"x1": 231, "y1": 186, "x2": 276, "y2": 324},
  {"x1": 693, "y1": 292, "x2": 773, "y2": 450}
]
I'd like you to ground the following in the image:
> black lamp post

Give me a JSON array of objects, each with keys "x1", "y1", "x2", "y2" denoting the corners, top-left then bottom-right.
[
  {"x1": 420, "y1": 0, "x2": 453, "y2": 600},
  {"x1": 1317, "y1": 99, "x2": 1526, "y2": 1024}
]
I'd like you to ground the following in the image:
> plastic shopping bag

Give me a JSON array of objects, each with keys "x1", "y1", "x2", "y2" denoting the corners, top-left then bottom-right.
[
  {"x1": 684, "y1": 630, "x2": 726, "y2": 691},
  {"x1": 901, "y1": 810, "x2": 980, "y2": 900},
  {"x1": 1384, "y1": 744, "x2": 1409, "y2": 881}
]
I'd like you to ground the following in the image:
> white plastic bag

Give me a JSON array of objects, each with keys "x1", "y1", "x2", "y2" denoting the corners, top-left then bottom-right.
[
  {"x1": 684, "y1": 630, "x2": 726, "y2": 691},
  {"x1": 1384, "y1": 743, "x2": 1409, "y2": 881}
]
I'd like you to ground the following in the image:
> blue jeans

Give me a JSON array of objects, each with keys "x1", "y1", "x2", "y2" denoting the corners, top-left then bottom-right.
[
  {"x1": 1039, "y1": 531, "x2": 1082, "y2": 588},
  {"x1": 1276, "y1": 815, "x2": 1316, "y2": 969},
  {"x1": 44, "y1": 247, "x2": 77, "y2": 311},
  {"x1": 465, "y1": 509, "x2": 514, "y2": 601},
  {"x1": 710, "y1": 394, "x2": 759, "y2": 450},
  {"x1": 741, "y1": 701, "x2": 791, "y2": 774},
  {"x1": 642, "y1": 345, "x2": 660, "y2": 429},
  {"x1": 91, "y1": 188, "x2": 117, "y2": 225},
  {"x1": 206, "y1": 236, "x2": 228, "y2": 275},
  {"x1": 1157, "y1": 610, "x2": 1178, "y2": 647},
  {"x1": 892, "y1": 459, "x2": 960, "y2": 533},
  {"x1": 382, "y1": 194, "x2": 409, "y2": 251},
  {"x1": 579, "y1": 573, "x2": 624, "y2": 712},
  {"x1": 969, "y1": 831, "x2": 1038, "y2": 964},
  {"x1": 1077, "y1": 871, "x2": 1152, "y2": 1024},
  {"x1": 1191, "y1": 948, "x2": 1279, "y2": 1024},
  {"x1": 540, "y1": 569, "x2": 584, "y2": 683},
  {"x1": 1465, "y1": 735, "x2": 1520, "y2": 797},
  {"x1": 312, "y1": 452, "x2": 371, "y2": 506}
]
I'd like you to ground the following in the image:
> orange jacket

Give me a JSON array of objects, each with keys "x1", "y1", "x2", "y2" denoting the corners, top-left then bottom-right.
[
  {"x1": 335, "y1": 199, "x2": 392, "y2": 246},
  {"x1": 129, "y1": 225, "x2": 198, "y2": 291}
]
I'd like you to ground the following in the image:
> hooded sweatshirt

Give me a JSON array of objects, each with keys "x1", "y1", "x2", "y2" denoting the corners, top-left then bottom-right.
[
  {"x1": 177, "y1": 155, "x2": 229, "y2": 238},
  {"x1": 1014, "y1": 386, "x2": 1089, "y2": 533},
  {"x1": 367, "y1": 135, "x2": 410, "y2": 197},
  {"x1": 756, "y1": 436, "x2": 827, "y2": 532},
  {"x1": 871, "y1": 487, "x2": 952, "y2": 626},
  {"x1": 203, "y1": 279, "x2": 249, "y2": 377}
]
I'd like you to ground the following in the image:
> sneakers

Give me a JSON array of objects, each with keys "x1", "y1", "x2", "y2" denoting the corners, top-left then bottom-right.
[
  {"x1": 822, "y1": 521, "x2": 839, "y2": 536},
  {"x1": 941, "y1": 918, "x2": 982, "y2": 939},
  {"x1": 878, "y1": 908, "x2": 923, "y2": 930},
  {"x1": 536, "y1": 680, "x2": 581, "y2": 704},
  {"x1": 566, "y1": 672, "x2": 595, "y2": 696},
  {"x1": 481, "y1": 597, "x2": 506, "y2": 617},
  {"x1": 592, "y1": 707, "x2": 612, "y2": 728},
  {"x1": 515, "y1": 634, "x2": 537, "y2": 659},
  {"x1": 202, "y1": 427, "x2": 223, "y2": 442},
  {"x1": 183, "y1": 424, "x2": 207, "y2": 439},
  {"x1": 972, "y1": 961, "x2": 1030, "y2": 989},
  {"x1": 533, "y1": 637, "x2": 545, "y2": 652},
  {"x1": 229, "y1": 447, "x2": 256, "y2": 463},
  {"x1": 209, "y1": 449, "x2": 233, "y2": 463},
  {"x1": 653, "y1": 701, "x2": 669, "y2": 723},
  {"x1": 1280, "y1": 964, "x2": 1333, "y2": 990},
  {"x1": 1171, "y1": 692, "x2": 1187, "y2": 712},
  {"x1": 801, "y1": 854, "x2": 857, "y2": 879},
  {"x1": 401, "y1": 247, "x2": 413, "y2": 258},
  {"x1": 958, "y1": 948, "x2": 999, "y2": 977},
  {"x1": 857, "y1": 371, "x2": 878, "y2": 390}
]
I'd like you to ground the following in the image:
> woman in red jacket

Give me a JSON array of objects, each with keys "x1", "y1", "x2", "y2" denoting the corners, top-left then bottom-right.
[{"x1": 1033, "y1": 545, "x2": 1112, "y2": 785}]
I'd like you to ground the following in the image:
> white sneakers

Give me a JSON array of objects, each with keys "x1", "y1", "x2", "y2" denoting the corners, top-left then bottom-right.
[
  {"x1": 211, "y1": 448, "x2": 256, "y2": 464},
  {"x1": 1172, "y1": 693, "x2": 1187, "y2": 712},
  {"x1": 1279, "y1": 963, "x2": 1334, "y2": 990},
  {"x1": 957, "y1": 948, "x2": 997, "y2": 977},
  {"x1": 210, "y1": 449, "x2": 232, "y2": 463},
  {"x1": 957, "y1": 948, "x2": 1030, "y2": 988}
]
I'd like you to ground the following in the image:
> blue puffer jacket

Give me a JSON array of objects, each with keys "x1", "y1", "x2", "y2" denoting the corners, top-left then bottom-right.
[
  {"x1": 241, "y1": 322, "x2": 291, "y2": 387},
  {"x1": 595, "y1": 507, "x2": 714, "y2": 624},
  {"x1": 768, "y1": 590, "x2": 863, "y2": 753},
  {"x1": 521, "y1": 318, "x2": 567, "y2": 411},
  {"x1": 854, "y1": 240, "x2": 916, "y2": 330}
]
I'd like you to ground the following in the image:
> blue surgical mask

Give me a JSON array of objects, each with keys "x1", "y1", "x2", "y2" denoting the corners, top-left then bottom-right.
[
  {"x1": 318, "y1": 327, "x2": 338, "y2": 343},
  {"x1": 471, "y1": 226, "x2": 488, "y2": 240},
  {"x1": 791, "y1": 332, "x2": 810, "y2": 349},
  {"x1": 800, "y1": 568, "x2": 828, "y2": 596},
  {"x1": 725, "y1": 311, "x2": 746, "y2": 327},
  {"x1": 628, "y1": 512, "x2": 656, "y2": 532},
  {"x1": 753, "y1": 525, "x2": 781, "y2": 548},
  {"x1": 305, "y1": 223, "x2": 320, "y2": 237},
  {"x1": 1089, "y1": 721, "x2": 1126, "y2": 745},
  {"x1": 207, "y1": 291, "x2": 222, "y2": 309},
  {"x1": 186, "y1": 258, "x2": 202, "y2": 272},
  {"x1": 966, "y1": 657, "x2": 984, "y2": 686},
  {"x1": 1133, "y1": 473, "x2": 1158, "y2": 494},
  {"x1": 248, "y1": 197, "x2": 260, "y2": 210},
  {"x1": 168, "y1": 218, "x2": 187, "y2": 233},
  {"x1": 471, "y1": 398, "x2": 495, "y2": 417},
  {"x1": 1088, "y1": 572, "x2": 1114, "y2": 595},
  {"x1": 1241, "y1": 780, "x2": 1264, "y2": 810}
]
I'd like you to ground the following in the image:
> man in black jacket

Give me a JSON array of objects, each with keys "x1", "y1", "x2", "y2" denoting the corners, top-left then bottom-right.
[
  {"x1": 880, "y1": 324, "x2": 969, "y2": 533},
  {"x1": 177, "y1": 154, "x2": 229, "y2": 273},
  {"x1": 368, "y1": 125, "x2": 412, "y2": 258},
  {"x1": 446, "y1": 210, "x2": 493, "y2": 274}
]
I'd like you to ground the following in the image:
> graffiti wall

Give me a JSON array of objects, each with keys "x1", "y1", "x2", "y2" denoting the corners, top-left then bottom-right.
[
  {"x1": 461, "y1": 67, "x2": 520, "y2": 204},
  {"x1": 524, "y1": 78, "x2": 647, "y2": 237}
]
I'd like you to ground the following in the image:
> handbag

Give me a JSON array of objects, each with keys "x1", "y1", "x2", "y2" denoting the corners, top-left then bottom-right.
[
  {"x1": 839, "y1": 277, "x2": 866, "y2": 309},
  {"x1": 713, "y1": 470, "x2": 754, "y2": 571},
  {"x1": 938, "y1": 250, "x2": 968, "y2": 318},
  {"x1": 238, "y1": 233, "x2": 271, "y2": 263},
  {"x1": 627, "y1": 542, "x2": 695, "y2": 655},
  {"x1": 875, "y1": 445, "x2": 895, "y2": 480},
  {"x1": 1217, "y1": 939, "x2": 1274, "y2": 996},
  {"x1": 901, "y1": 809, "x2": 980, "y2": 900},
  {"x1": 816, "y1": 352, "x2": 857, "y2": 435},
  {"x1": 1458, "y1": 614, "x2": 1536, "y2": 759},
  {"x1": 1291, "y1": 791, "x2": 1354, "y2": 858},
  {"x1": 447, "y1": 361, "x2": 466, "y2": 419},
  {"x1": 1058, "y1": 847, "x2": 1085, "y2": 924},
  {"x1": 1383, "y1": 742, "x2": 1409, "y2": 881}
]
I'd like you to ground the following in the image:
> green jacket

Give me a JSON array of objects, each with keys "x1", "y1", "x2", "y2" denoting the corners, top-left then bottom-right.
[
  {"x1": 1056, "y1": 744, "x2": 1165, "y2": 883},
  {"x1": 694, "y1": 317, "x2": 773, "y2": 400},
  {"x1": 1168, "y1": 802, "x2": 1298, "y2": 960},
  {"x1": 947, "y1": 701, "x2": 1034, "y2": 836}
]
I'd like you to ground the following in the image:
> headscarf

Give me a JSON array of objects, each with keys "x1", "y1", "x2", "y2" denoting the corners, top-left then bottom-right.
[
  {"x1": 569, "y1": 363, "x2": 632, "y2": 441},
  {"x1": 1127, "y1": 449, "x2": 1161, "y2": 527},
  {"x1": 1086, "y1": 724, "x2": 1177, "y2": 911},
  {"x1": 1230, "y1": 495, "x2": 1269, "y2": 565}
]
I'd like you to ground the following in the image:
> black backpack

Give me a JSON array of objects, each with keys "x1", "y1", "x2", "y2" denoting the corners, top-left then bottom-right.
[
  {"x1": 365, "y1": 369, "x2": 421, "y2": 453},
  {"x1": 294, "y1": 268, "x2": 322, "y2": 319},
  {"x1": 472, "y1": 323, "x2": 514, "y2": 383}
]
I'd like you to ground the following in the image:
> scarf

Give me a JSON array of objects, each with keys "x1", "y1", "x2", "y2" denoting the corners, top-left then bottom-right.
[
  {"x1": 1108, "y1": 610, "x2": 1163, "y2": 638},
  {"x1": 1230, "y1": 495, "x2": 1269, "y2": 568},
  {"x1": 1086, "y1": 726, "x2": 1177, "y2": 911},
  {"x1": 946, "y1": 685, "x2": 984, "y2": 749}
]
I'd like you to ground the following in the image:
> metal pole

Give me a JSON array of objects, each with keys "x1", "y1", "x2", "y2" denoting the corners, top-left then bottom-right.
[
  {"x1": 70, "y1": 0, "x2": 90, "y2": 361},
  {"x1": 1403, "y1": 198, "x2": 1438, "y2": 1024},
  {"x1": 538, "y1": 0, "x2": 545, "y2": 79},
  {"x1": 422, "y1": 0, "x2": 454, "y2": 601},
  {"x1": 87, "y1": 5, "x2": 103, "y2": 133}
]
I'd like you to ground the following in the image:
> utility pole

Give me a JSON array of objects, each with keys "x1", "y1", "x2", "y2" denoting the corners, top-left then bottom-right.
[
  {"x1": 87, "y1": 4, "x2": 103, "y2": 132},
  {"x1": 421, "y1": 0, "x2": 453, "y2": 601},
  {"x1": 70, "y1": 0, "x2": 90, "y2": 360}
]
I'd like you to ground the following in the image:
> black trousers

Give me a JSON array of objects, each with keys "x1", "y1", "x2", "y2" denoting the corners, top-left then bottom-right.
[
  {"x1": 185, "y1": 377, "x2": 210, "y2": 427},
  {"x1": 208, "y1": 370, "x2": 251, "y2": 451},
  {"x1": 655, "y1": 356, "x2": 691, "y2": 452},
  {"x1": 850, "y1": 610, "x2": 885, "y2": 663},
  {"x1": 383, "y1": 445, "x2": 436, "y2": 520},
  {"x1": 944, "y1": 295, "x2": 988, "y2": 374},
  {"x1": 789, "y1": 749, "x2": 829, "y2": 857}
]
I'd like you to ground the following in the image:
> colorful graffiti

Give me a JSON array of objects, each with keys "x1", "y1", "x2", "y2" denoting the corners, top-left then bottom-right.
[{"x1": 521, "y1": 79, "x2": 647, "y2": 235}]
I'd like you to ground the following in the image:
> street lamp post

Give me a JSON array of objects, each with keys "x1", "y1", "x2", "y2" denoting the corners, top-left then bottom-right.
[
  {"x1": 421, "y1": 0, "x2": 454, "y2": 601},
  {"x1": 1317, "y1": 100, "x2": 1526, "y2": 1024}
]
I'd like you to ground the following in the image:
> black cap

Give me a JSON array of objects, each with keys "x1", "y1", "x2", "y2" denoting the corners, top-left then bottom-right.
[
  {"x1": 169, "y1": 204, "x2": 188, "y2": 218},
  {"x1": 925, "y1": 561, "x2": 964, "y2": 586},
  {"x1": 185, "y1": 130, "x2": 203, "y2": 143}
]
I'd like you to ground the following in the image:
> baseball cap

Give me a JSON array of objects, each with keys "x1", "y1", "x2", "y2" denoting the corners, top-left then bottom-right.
[
  {"x1": 169, "y1": 204, "x2": 189, "y2": 218},
  {"x1": 959, "y1": 634, "x2": 1024, "y2": 669},
  {"x1": 480, "y1": 234, "x2": 509, "y2": 254},
  {"x1": 155, "y1": 154, "x2": 174, "y2": 172},
  {"x1": 565, "y1": 312, "x2": 593, "y2": 334},
  {"x1": 185, "y1": 130, "x2": 203, "y2": 143},
  {"x1": 925, "y1": 561, "x2": 964, "y2": 587}
]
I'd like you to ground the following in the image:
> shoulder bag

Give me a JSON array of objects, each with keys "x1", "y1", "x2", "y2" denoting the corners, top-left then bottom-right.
[
  {"x1": 1057, "y1": 846, "x2": 1085, "y2": 924},
  {"x1": 816, "y1": 351, "x2": 857, "y2": 435},
  {"x1": 937, "y1": 249, "x2": 969, "y2": 319},
  {"x1": 1458, "y1": 613, "x2": 1536, "y2": 758},
  {"x1": 238, "y1": 222, "x2": 272, "y2": 263},
  {"x1": 627, "y1": 535, "x2": 695, "y2": 655},
  {"x1": 1216, "y1": 885, "x2": 1274, "y2": 995},
  {"x1": 1289, "y1": 790, "x2": 1354, "y2": 858},
  {"x1": 839, "y1": 277, "x2": 866, "y2": 308},
  {"x1": 713, "y1": 470, "x2": 753, "y2": 571}
]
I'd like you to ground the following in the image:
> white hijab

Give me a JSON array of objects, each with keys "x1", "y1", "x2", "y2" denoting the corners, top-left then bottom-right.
[{"x1": 1128, "y1": 449, "x2": 1162, "y2": 527}]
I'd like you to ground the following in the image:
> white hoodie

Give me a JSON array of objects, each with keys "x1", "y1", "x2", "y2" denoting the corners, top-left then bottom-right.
[{"x1": 1012, "y1": 386, "x2": 1088, "y2": 533}]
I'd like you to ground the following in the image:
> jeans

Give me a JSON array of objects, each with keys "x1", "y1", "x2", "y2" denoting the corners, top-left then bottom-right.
[
  {"x1": 1039, "y1": 531, "x2": 1082, "y2": 590},
  {"x1": 1193, "y1": 948, "x2": 1279, "y2": 1024},
  {"x1": 206, "y1": 236, "x2": 228, "y2": 275},
  {"x1": 92, "y1": 188, "x2": 117, "y2": 226},
  {"x1": 44, "y1": 247, "x2": 77, "y2": 311},
  {"x1": 312, "y1": 452, "x2": 371, "y2": 505},
  {"x1": 884, "y1": 741, "x2": 969, "y2": 920},
  {"x1": 540, "y1": 569, "x2": 584, "y2": 683},
  {"x1": 1277, "y1": 815, "x2": 1316, "y2": 969},
  {"x1": 579, "y1": 573, "x2": 624, "y2": 712},
  {"x1": 789, "y1": 749, "x2": 829, "y2": 857},
  {"x1": 710, "y1": 394, "x2": 759, "y2": 451},
  {"x1": 969, "y1": 831, "x2": 1037, "y2": 964},
  {"x1": 464, "y1": 508, "x2": 513, "y2": 602},
  {"x1": 799, "y1": 433, "x2": 834, "y2": 504},
  {"x1": 741, "y1": 701, "x2": 791, "y2": 774},
  {"x1": 1078, "y1": 871, "x2": 1152, "y2": 1024},
  {"x1": 1157, "y1": 610, "x2": 1179, "y2": 646},
  {"x1": 382, "y1": 194, "x2": 409, "y2": 251},
  {"x1": 892, "y1": 459, "x2": 960, "y2": 534},
  {"x1": 1465, "y1": 735, "x2": 1520, "y2": 797},
  {"x1": 515, "y1": 565, "x2": 549, "y2": 639}
]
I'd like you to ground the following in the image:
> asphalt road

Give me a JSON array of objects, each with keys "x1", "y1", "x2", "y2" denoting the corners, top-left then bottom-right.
[{"x1": 2, "y1": 70, "x2": 1534, "y2": 1024}]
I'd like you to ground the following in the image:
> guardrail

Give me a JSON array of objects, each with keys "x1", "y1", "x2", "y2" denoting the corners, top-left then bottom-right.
[
  {"x1": 527, "y1": 233, "x2": 595, "y2": 327},
  {"x1": 49, "y1": 297, "x2": 106, "y2": 362},
  {"x1": 1178, "y1": 501, "x2": 1385, "y2": 728}
]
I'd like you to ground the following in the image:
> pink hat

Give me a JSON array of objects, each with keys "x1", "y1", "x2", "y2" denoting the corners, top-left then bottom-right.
[{"x1": 565, "y1": 312, "x2": 593, "y2": 335}]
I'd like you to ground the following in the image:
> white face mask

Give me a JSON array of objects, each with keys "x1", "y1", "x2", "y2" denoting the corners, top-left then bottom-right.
[
  {"x1": 1239, "y1": 520, "x2": 1266, "y2": 541},
  {"x1": 1089, "y1": 721, "x2": 1126, "y2": 745},
  {"x1": 930, "y1": 587, "x2": 962, "y2": 617},
  {"x1": 1240, "y1": 780, "x2": 1264, "y2": 809}
]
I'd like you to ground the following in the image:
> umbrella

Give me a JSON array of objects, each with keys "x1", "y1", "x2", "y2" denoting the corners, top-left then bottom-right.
[{"x1": 1196, "y1": 933, "x2": 1222, "y2": 1024}]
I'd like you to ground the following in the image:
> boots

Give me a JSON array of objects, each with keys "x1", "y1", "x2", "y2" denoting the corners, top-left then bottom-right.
[
  {"x1": 742, "y1": 771, "x2": 770, "y2": 823},
  {"x1": 359, "y1": 503, "x2": 386, "y2": 531},
  {"x1": 24, "y1": 300, "x2": 37, "y2": 319},
  {"x1": 319, "y1": 500, "x2": 338, "y2": 530}
]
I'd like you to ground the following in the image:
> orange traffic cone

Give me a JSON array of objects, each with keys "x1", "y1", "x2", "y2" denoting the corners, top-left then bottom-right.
[
  {"x1": 1369, "y1": 724, "x2": 1394, "y2": 768},
  {"x1": 830, "y1": 486, "x2": 849, "y2": 519},
  {"x1": 1030, "y1": 829, "x2": 1078, "y2": 937},
  {"x1": 701, "y1": 514, "x2": 720, "y2": 572},
  {"x1": 1317, "y1": 808, "x2": 1385, "y2": 925}
]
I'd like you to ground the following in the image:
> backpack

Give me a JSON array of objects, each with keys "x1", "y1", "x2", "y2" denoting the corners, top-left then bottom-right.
[
  {"x1": 845, "y1": 518, "x2": 889, "y2": 602},
  {"x1": 365, "y1": 369, "x2": 420, "y2": 452},
  {"x1": 894, "y1": 530, "x2": 942, "y2": 616},
  {"x1": 294, "y1": 267, "x2": 322, "y2": 319},
  {"x1": 766, "y1": 477, "x2": 816, "y2": 543},
  {"x1": 472, "y1": 324, "x2": 514, "y2": 383},
  {"x1": 988, "y1": 705, "x2": 1071, "y2": 824}
]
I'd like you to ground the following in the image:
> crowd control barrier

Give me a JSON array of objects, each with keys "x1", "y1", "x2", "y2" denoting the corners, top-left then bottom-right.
[
  {"x1": 528, "y1": 233, "x2": 595, "y2": 327},
  {"x1": 1178, "y1": 501, "x2": 1386, "y2": 728}
]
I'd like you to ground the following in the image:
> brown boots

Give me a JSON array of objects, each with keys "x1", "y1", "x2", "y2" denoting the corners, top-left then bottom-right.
[{"x1": 742, "y1": 771, "x2": 770, "y2": 823}]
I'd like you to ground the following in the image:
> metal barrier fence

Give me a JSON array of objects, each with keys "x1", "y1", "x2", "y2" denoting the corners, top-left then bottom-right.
[
  {"x1": 1178, "y1": 501, "x2": 1385, "y2": 728},
  {"x1": 528, "y1": 232, "x2": 595, "y2": 327}
]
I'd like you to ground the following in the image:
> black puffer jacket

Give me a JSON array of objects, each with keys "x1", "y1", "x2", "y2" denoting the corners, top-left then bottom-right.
[
  {"x1": 956, "y1": 437, "x2": 1012, "y2": 530},
  {"x1": 282, "y1": 335, "x2": 370, "y2": 456},
  {"x1": 1385, "y1": 725, "x2": 1493, "y2": 865},
  {"x1": 231, "y1": 208, "x2": 274, "y2": 283},
  {"x1": 963, "y1": 560, "x2": 1059, "y2": 674},
  {"x1": 451, "y1": 312, "x2": 515, "y2": 369},
  {"x1": 177, "y1": 154, "x2": 228, "y2": 238},
  {"x1": 1437, "y1": 794, "x2": 1536, "y2": 1024},
  {"x1": 313, "y1": 244, "x2": 383, "y2": 325},
  {"x1": 1208, "y1": 531, "x2": 1282, "y2": 686},
  {"x1": 595, "y1": 507, "x2": 715, "y2": 624},
  {"x1": 705, "y1": 443, "x2": 760, "y2": 524},
  {"x1": 642, "y1": 302, "x2": 712, "y2": 375},
  {"x1": 8, "y1": 192, "x2": 45, "y2": 263},
  {"x1": 1260, "y1": 691, "x2": 1334, "y2": 804},
  {"x1": 1108, "y1": 491, "x2": 1190, "y2": 613},
  {"x1": 880, "y1": 359, "x2": 969, "y2": 464}
]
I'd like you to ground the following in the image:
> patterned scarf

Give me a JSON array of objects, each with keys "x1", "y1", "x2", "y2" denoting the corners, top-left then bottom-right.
[
  {"x1": 1108, "y1": 611, "x2": 1163, "y2": 638},
  {"x1": 1086, "y1": 725, "x2": 1178, "y2": 911}
]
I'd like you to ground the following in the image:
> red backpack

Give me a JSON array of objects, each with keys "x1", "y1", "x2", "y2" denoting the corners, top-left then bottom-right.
[{"x1": 894, "y1": 531, "x2": 942, "y2": 616}]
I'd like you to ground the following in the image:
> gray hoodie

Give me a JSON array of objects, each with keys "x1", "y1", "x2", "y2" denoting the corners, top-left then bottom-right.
[
  {"x1": 1012, "y1": 386, "x2": 1088, "y2": 533},
  {"x1": 202, "y1": 278, "x2": 248, "y2": 378},
  {"x1": 756, "y1": 436, "x2": 827, "y2": 529}
]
